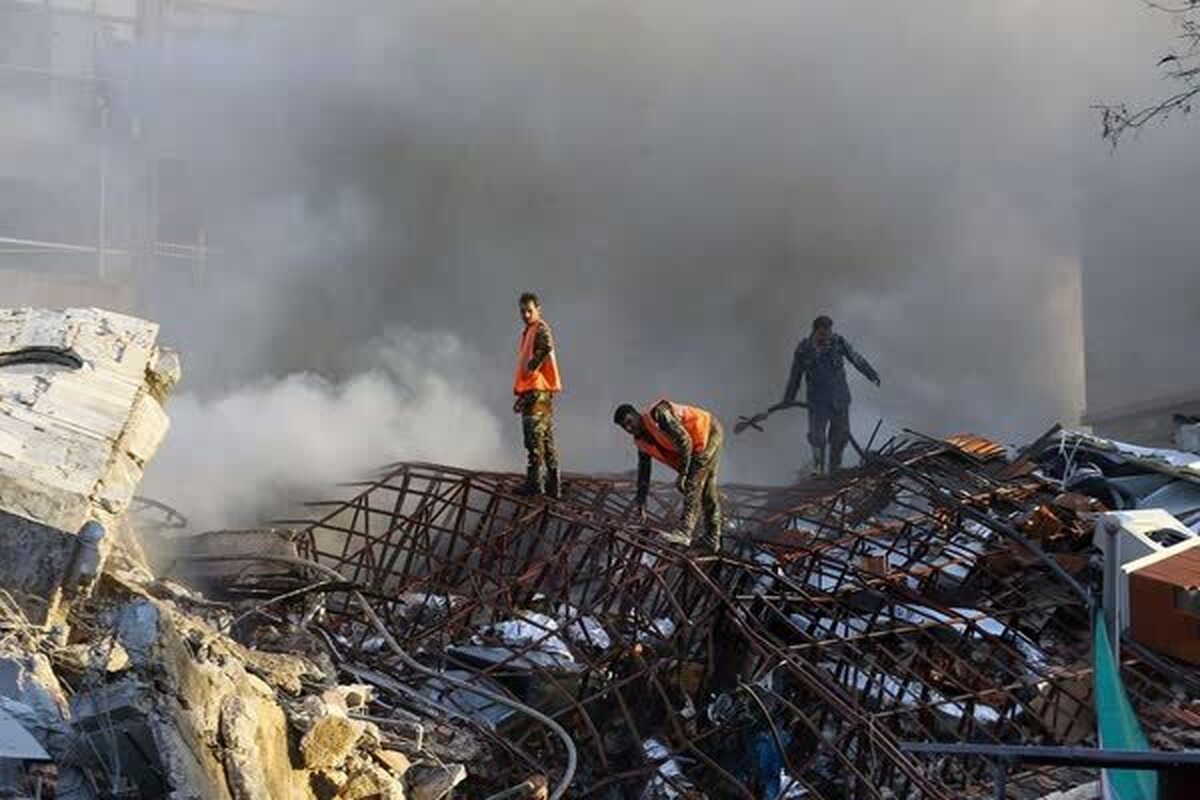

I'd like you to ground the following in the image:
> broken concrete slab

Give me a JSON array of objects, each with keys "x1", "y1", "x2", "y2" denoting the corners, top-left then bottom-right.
[
  {"x1": 220, "y1": 695, "x2": 274, "y2": 800},
  {"x1": 0, "y1": 308, "x2": 179, "y2": 623},
  {"x1": 372, "y1": 750, "x2": 411, "y2": 779},
  {"x1": 321, "y1": 685, "x2": 373, "y2": 713},
  {"x1": 0, "y1": 307, "x2": 176, "y2": 532},
  {"x1": 86, "y1": 595, "x2": 332, "y2": 800},
  {"x1": 299, "y1": 714, "x2": 368, "y2": 771},
  {"x1": 219, "y1": 686, "x2": 312, "y2": 800},
  {"x1": 340, "y1": 761, "x2": 406, "y2": 800},
  {"x1": 0, "y1": 653, "x2": 68, "y2": 725},
  {"x1": 51, "y1": 640, "x2": 130, "y2": 679},
  {"x1": 407, "y1": 763, "x2": 466, "y2": 800}
]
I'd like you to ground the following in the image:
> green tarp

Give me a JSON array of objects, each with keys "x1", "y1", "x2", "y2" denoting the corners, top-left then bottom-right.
[{"x1": 1093, "y1": 608, "x2": 1158, "y2": 800}]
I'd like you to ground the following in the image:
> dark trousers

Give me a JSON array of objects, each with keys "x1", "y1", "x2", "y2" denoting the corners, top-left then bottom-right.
[{"x1": 808, "y1": 405, "x2": 850, "y2": 466}]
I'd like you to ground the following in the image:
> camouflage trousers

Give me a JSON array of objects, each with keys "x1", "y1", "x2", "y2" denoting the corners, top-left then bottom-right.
[
  {"x1": 679, "y1": 424, "x2": 723, "y2": 543},
  {"x1": 522, "y1": 412, "x2": 559, "y2": 472}
]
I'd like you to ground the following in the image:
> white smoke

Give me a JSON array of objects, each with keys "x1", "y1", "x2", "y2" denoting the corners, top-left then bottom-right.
[
  {"x1": 5, "y1": 0, "x2": 1179, "y2": 526},
  {"x1": 141, "y1": 330, "x2": 506, "y2": 531}
]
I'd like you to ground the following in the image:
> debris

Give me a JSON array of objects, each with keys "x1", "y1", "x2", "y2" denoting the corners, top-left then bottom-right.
[
  {"x1": 1127, "y1": 538, "x2": 1200, "y2": 665},
  {"x1": 372, "y1": 750, "x2": 412, "y2": 778},
  {"x1": 219, "y1": 695, "x2": 276, "y2": 800},
  {"x1": 640, "y1": 738, "x2": 698, "y2": 799},
  {"x1": 408, "y1": 763, "x2": 466, "y2": 800},
  {"x1": 0, "y1": 310, "x2": 1195, "y2": 799},
  {"x1": 282, "y1": 432, "x2": 1199, "y2": 797},
  {"x1": 299, "y1": 713, "x2": 368, "y2": 770},
  {"x1": 340, "y1": 761, "x2": 407, "y2": 800},
  {"x1": 0, "y1": 310, "x2": 428, "y2": 799}
]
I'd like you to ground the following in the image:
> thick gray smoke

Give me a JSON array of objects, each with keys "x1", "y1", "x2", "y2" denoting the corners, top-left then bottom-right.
[{"x1": 128, "y1": 1, "x2": 1182, "y2": 528}]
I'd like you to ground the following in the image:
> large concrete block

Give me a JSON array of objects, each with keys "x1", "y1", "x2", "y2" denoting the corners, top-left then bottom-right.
[
  {"x1": 0, "y1": 307, "x2": 179, "y2": 620},
  {"x1": 0, "y1": 307, "x2": 177, "y2": 532}
]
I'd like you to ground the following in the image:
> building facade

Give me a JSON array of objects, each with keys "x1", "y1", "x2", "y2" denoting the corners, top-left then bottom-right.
[{"x1": 0, "y1": 0, "x2": 281, "y2": 307}]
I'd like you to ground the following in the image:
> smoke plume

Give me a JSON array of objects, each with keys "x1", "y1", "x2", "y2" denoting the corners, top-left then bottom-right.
[{"x1": 95, "y1": 1, "x2": 1184, "y2": 528}]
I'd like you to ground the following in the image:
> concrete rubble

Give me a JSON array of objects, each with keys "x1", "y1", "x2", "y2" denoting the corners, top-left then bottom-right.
[
  {"x1": 0, "y1": 309, "x2": 468, "y2": 800},
  {"x1": 0, "y1": 306, "x2": 1196, "y2": 798}
]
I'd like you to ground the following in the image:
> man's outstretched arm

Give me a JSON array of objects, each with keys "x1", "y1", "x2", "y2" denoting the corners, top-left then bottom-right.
[
  {"x1": 842, "y1": 337, "x2": 880, "y2": 385},
  {"x1": 635, "y1": 452, "x2": 653, "y2": 508}
]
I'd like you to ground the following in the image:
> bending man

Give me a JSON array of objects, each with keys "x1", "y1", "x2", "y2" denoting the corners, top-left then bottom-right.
[
  {"x1": 613, "y1": 399, "x2": 724, "y2": 552},
  {"x1": 781, "y1": 314, "x2": 879, "y2": 476}
]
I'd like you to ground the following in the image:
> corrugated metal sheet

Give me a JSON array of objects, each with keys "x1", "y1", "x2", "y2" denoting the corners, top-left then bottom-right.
[{"x1": 944, "y1": 433, "x2": 1007, "y2": 461}]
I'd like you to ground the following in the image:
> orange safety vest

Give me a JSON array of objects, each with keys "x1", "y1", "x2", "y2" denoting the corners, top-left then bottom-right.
[
  {"x1": 513, "y1": 321, "x2": 562, "y2": 395},
  {"x1": 636, "y1": 399, "x2": 712, "y2": 471}
]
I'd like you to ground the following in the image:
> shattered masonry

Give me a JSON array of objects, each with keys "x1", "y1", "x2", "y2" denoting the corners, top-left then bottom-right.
[{"x1": 0, "y1": 308, "x2": 430, "y2": 800}]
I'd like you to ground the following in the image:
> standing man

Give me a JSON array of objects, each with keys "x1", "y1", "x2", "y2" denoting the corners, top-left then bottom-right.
[
  {"x1": 513, "y1": 292, "x2": 562, "y2": 498},
  {"x1": 781, "y1": 315, "x2": 880, "y2": 476},
  {"x1": 613, "y1": 399, "x2": 724, "y2": 552}
]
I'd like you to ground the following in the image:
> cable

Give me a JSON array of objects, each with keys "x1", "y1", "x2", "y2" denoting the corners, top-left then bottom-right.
[{"x1": 176, "y1": 554, "x2": 578, "y2": 800}]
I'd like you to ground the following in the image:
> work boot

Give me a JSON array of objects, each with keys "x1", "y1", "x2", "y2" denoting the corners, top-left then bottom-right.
[
  {"x1": 695, "y1": 531, "x2": 721, "y2": 554},
  {"x1": 829, "y1": 445, "x2": 844, "y2": 473},
  {"x1": 660, "y1": 528, "x2": 692, "y2": 547},
  {"x1": 544, "y1": 466, "x2": 562, "y2": 500},
  {"x1": 513, "y1": 465, "x2": 544, "y2": 497},
  {"x1": 810, "y1": 446, "x2": 826, "y2": 478}
]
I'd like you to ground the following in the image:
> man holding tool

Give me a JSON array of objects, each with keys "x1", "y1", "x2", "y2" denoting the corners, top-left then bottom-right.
[{"x1": 780, "y1": 315, "x2": 880, "y2": 476}]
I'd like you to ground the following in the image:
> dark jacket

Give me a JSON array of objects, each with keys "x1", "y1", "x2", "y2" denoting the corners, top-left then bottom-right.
[{"x1": 782, "y1": 333, "x2": 878, "y2": 412}]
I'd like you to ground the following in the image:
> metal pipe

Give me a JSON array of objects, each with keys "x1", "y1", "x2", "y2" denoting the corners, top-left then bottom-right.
[
  {"x1": 177, "y1": 554, "x2": 578, "y2": 800},
  {"x1": 899, "y1": 741, "x2": 1200, "y2": 769}
]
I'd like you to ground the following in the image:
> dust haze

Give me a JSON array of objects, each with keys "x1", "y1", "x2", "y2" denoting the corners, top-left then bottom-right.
[{"x1": 124, "y1": 1, "x2": 1185, "y2": 529}]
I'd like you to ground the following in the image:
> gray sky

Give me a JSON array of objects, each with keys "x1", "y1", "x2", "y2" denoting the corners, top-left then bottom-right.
[{"x1": 125, "y1": 1, "x2": 1199, "y2": 527}]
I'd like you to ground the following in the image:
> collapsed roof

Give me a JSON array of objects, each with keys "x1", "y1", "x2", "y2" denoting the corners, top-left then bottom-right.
[{"x1": 264, "y1": 431, "x2": 1199, "y2": 798}]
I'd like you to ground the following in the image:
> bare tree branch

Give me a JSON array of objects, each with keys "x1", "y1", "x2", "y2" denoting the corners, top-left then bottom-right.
[{"x1": 1100, "y1": 4, "x2": 1200, "y2": 143}]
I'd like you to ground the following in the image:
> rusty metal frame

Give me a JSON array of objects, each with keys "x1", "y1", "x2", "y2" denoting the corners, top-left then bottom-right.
[{"x1": 271, "y1": 436, "x2": 1183, "y2": 798}]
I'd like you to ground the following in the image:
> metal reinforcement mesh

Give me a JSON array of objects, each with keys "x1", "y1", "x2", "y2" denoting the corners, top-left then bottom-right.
[{"x1": 276, "y1": 435, "x2": 1182, "y2": 798}]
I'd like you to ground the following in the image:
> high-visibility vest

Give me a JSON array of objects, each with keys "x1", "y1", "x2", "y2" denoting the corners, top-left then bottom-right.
[
  {"x1": 513, "y1": 321, "x2": 562, "y2": 394},
  {"x1": 636, "y1": 400, "x2": 712, "y2": 471}
]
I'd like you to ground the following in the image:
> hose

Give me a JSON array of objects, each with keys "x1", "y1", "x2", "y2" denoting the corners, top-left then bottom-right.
[{"x1": 176, "y1": 553, "x2": 577, "y2": 800}]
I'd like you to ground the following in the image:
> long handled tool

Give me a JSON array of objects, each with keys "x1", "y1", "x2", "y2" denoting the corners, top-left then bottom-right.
[
  {"x1": 733, "y1": 400, "x2": 808, "y2": 435},
  {"x1": 736, "y1": 399, "x2": 875, "y2": 467}
]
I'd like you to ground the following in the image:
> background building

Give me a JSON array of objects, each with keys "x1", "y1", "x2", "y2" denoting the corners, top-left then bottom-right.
[{"x1": 0, "y1": 0, "x2": 281, "y2": 309}]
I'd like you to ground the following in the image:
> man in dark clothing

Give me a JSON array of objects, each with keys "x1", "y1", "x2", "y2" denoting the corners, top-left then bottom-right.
[
  {"x1": 613, "y1": 399, "x2": 724, "y2": 552},
  {"x1": 781, "y1": 315, "x2": 880, "y2": 476}
]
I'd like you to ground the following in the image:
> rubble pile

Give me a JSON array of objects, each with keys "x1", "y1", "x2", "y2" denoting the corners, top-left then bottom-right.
[
  {"x1": 0, "y1": 307, "x2": 1195, "y2": 798},
  {"x1": 0, "y1": 309, "x2": 470, "y2": 799}
]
